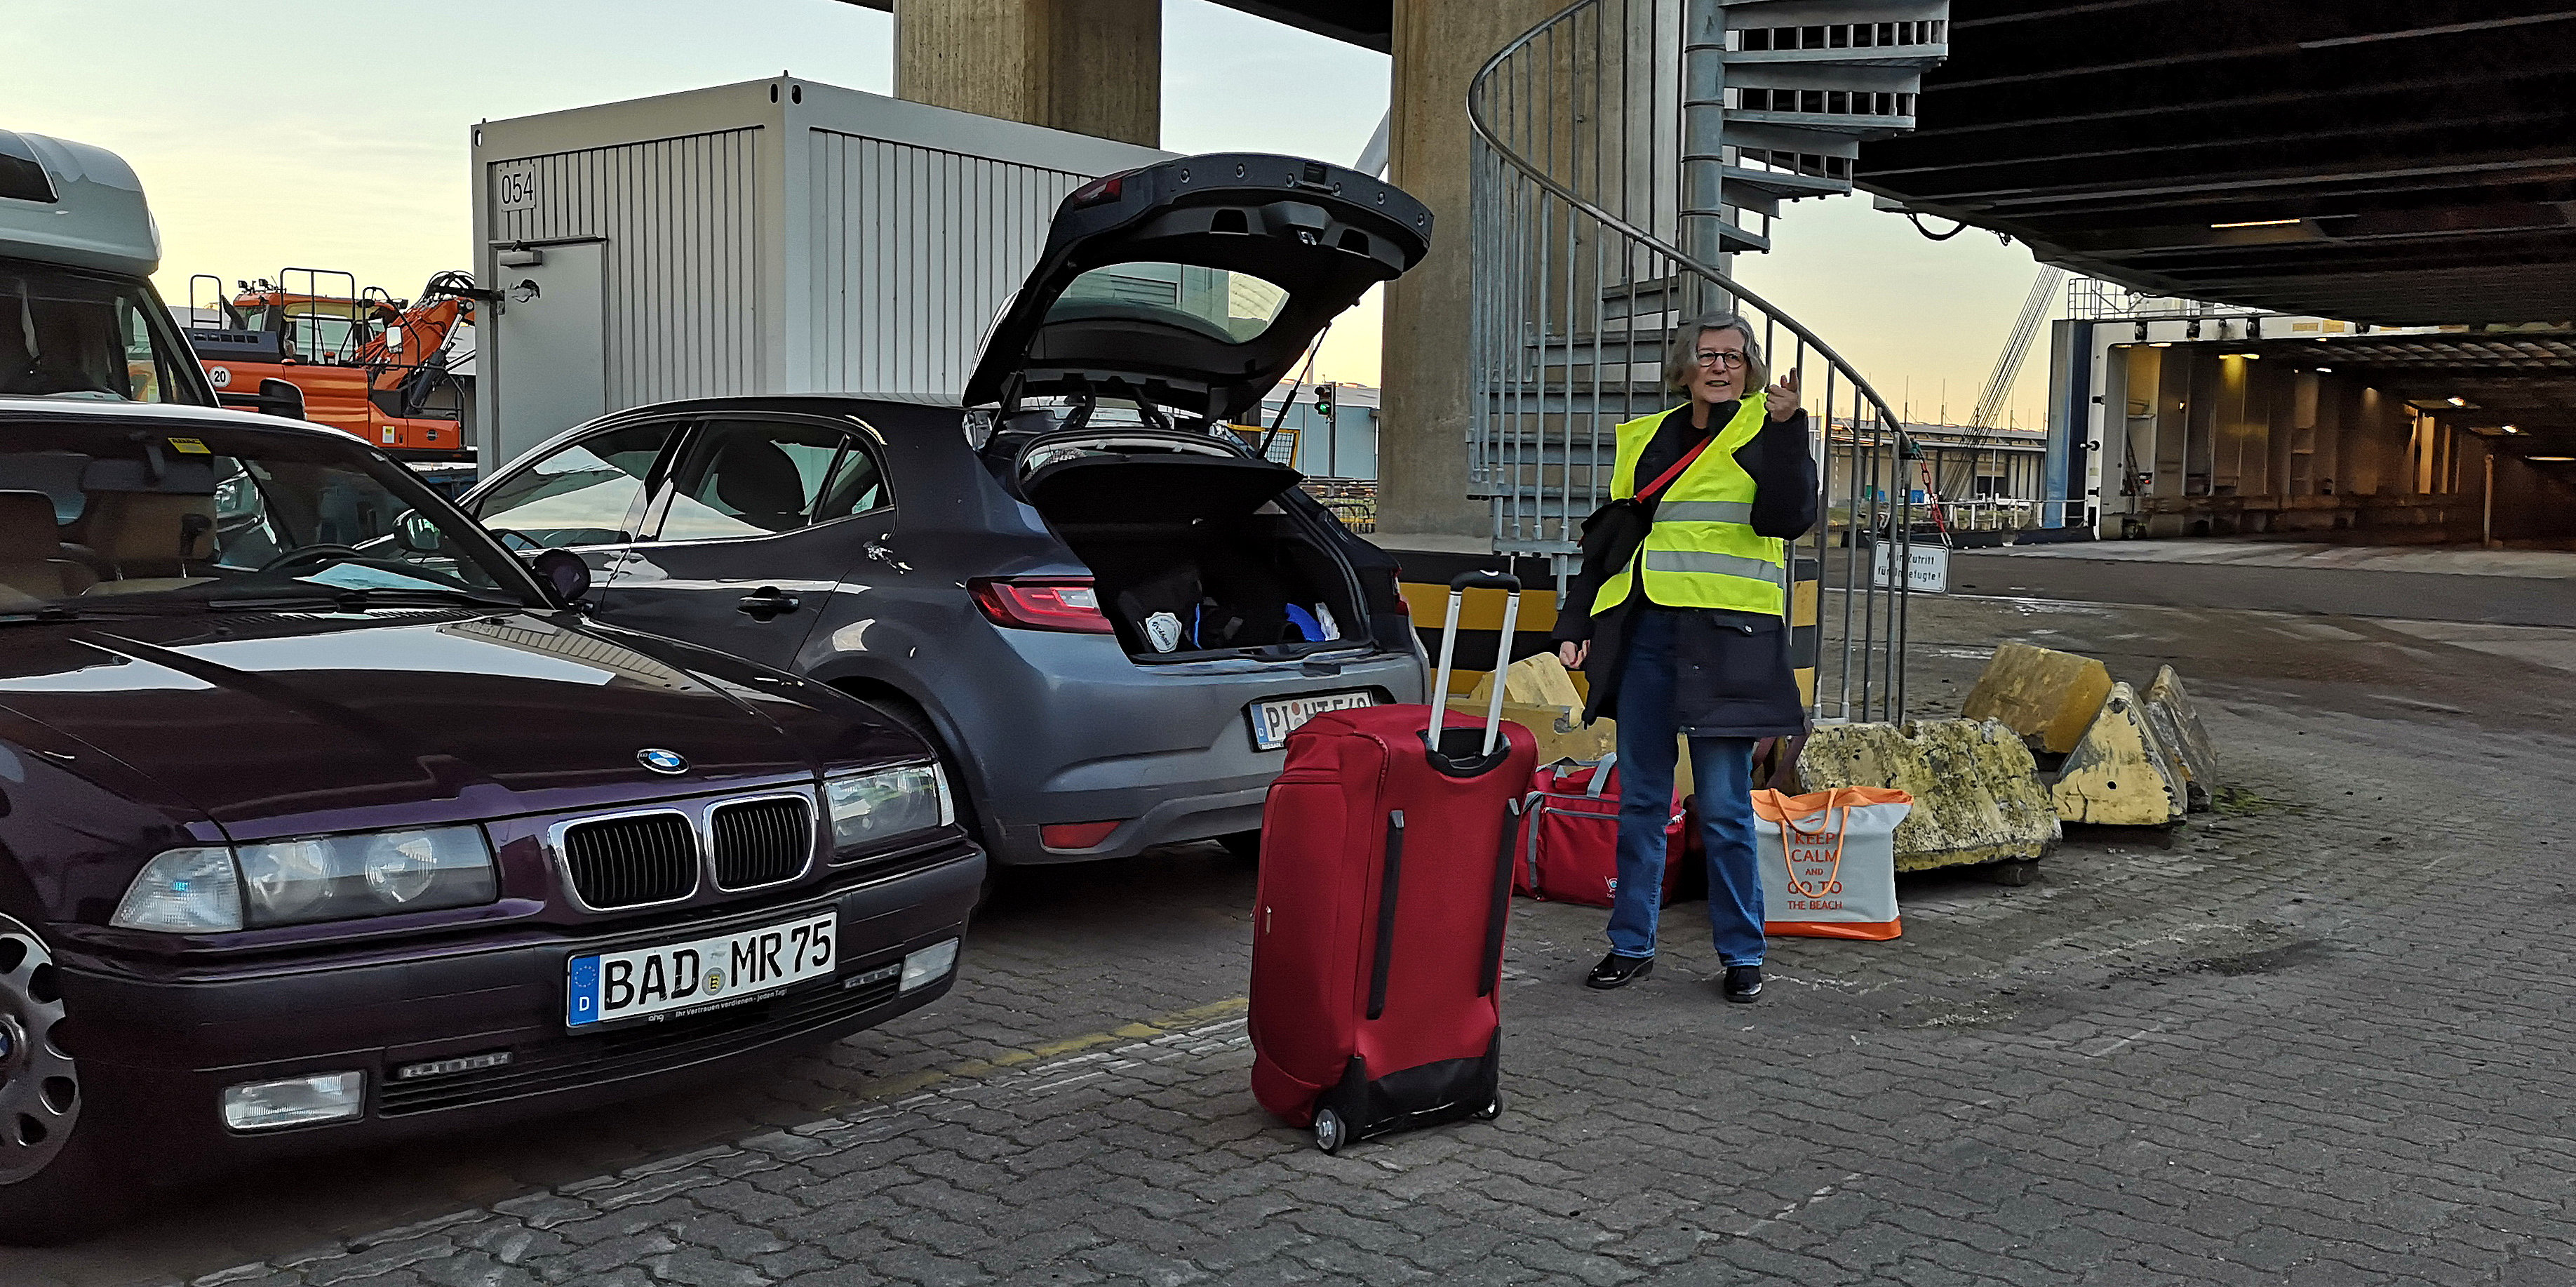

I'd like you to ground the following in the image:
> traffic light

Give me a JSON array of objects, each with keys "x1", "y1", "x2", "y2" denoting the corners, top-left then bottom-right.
[{"x1": 1313, "y1": 384, "x2": 1336, "y2": 420}]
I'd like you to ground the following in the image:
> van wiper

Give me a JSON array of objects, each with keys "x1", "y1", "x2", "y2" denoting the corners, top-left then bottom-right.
[{"x1": 0, "y1": 604, "x2": 81, "y2": 625}]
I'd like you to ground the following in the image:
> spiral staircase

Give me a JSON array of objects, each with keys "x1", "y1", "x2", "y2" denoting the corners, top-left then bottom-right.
[{"x1": 1467, "y1": 0, "x2": 1949, "y2": 723}]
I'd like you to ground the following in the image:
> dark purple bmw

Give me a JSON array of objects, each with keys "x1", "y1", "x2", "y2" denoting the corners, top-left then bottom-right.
[{"x1": 0, "y1": 397, "x2": 982, "y2": 1239}]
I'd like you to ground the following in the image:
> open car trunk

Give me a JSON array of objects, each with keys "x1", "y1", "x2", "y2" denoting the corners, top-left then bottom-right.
[{"x1": 1020, "y1": 437, "x2": 1367, "y2": 663}]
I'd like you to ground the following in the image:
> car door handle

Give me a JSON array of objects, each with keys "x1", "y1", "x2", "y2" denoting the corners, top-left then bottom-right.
[{"x1": 737, "y1": 587, "x2": 800, "y2": 620}]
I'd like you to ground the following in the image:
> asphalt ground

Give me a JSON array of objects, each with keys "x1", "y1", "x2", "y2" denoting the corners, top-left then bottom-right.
[
  {"x1": 12, "y1": 566, "x2": 2576, "y2": 1286},
  {"x1": 1945, "y1": 549, "x2": 2576, "y2": 629}
]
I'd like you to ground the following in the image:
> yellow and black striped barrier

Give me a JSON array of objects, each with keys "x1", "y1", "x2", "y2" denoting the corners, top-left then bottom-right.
[{"x1": 1389, "y1": 549, "x2": 1820, "y2": 708}]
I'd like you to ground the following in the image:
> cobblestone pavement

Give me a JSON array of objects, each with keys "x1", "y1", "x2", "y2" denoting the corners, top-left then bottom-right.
[{"x1": 13, "y1": 587, "x2": 2576, "y2": 1286}]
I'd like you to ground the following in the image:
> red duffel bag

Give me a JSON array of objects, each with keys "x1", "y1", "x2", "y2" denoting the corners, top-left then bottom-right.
[{"x1": 1516, "y1": 754, "x2": 1686, "y2": 907}]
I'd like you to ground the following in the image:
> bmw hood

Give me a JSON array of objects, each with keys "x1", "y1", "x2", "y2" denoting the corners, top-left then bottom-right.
[{"x1": 0, "y1": 610, "x2": 900, "y2": 841}]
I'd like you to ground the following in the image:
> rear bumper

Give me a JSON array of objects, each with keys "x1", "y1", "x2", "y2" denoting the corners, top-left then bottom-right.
[
  {"x1": 57, "y1": 846, "x2": 983, "y2": 1178},
  {"x1": 958, "y1": 639, "x2": 1428, "y2": 865}
]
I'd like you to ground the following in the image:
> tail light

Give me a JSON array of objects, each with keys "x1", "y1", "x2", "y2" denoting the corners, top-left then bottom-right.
[
  {"x1": 969, "y1": 577, "x2": 1118, "y2": 634},
  {"x1": 1067, "y1": 172, "x2": 1127, "y2": 209}
]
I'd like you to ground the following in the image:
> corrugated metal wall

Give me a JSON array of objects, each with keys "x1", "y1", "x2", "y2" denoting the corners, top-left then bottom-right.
[
  {"x1": 805, "y1": 129, "x2": 1088, "y2": 396},
  {"x1": 488, "y1": 129, "x2": 763, "y2": 408}
]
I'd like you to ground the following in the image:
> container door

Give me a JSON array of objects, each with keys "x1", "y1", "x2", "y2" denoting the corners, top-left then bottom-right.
[{"x1": 490, "y1": 241, "x2": 606, "y2": 469}]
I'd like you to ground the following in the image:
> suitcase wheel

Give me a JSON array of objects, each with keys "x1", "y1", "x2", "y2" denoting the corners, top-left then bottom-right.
[
  {"x1": 1471, "y1": 1093, "x2": 1503, "y2": 1122},
  {"x1": 1313, "y1": 1107, "x2": 1348, "y2": 1154}
]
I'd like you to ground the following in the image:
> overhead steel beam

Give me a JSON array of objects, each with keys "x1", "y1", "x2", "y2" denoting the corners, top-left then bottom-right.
[
  {"x1": 1857, "y1": 0, "x2": 2576, "y2": 324},
  {"x1": 831, "y1": 0, "x2": 1393, "y2": 50}
]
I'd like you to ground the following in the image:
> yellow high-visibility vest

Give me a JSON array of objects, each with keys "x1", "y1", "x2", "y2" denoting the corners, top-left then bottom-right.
[{"x1": 1590, "y1": 394, "x2": 1785, "y2": 618}]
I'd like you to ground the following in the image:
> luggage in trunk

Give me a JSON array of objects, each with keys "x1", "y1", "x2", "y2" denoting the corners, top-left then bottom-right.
[{"x1": 1022, "y1": 448, "x2": 1363, "y2": 660}]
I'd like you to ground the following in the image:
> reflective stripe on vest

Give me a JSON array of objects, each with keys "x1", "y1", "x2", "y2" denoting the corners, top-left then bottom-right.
[{"x1": 1591, "y1": 396, "x2": 1785, "y2": 618}]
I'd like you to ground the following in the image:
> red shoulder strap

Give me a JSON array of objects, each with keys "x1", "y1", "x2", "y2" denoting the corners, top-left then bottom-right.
[{"x1": 1638, "y1": 433, "x2": 1715, "y2": 501}]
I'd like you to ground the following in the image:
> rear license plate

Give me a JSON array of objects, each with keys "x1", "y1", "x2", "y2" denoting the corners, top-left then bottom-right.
[
  {"x1": 565, "y1": 911, "x2": 837, "y2": 1030},
  {"x1": 1249, "y1": 690, "x2": 1376, "y2": 751}
]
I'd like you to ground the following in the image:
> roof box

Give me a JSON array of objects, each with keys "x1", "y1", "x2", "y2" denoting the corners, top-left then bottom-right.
[{"x1": 0, "y1": 131, "x2": 159, "y2": 277}]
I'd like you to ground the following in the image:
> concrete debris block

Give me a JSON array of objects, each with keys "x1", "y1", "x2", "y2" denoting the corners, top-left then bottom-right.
[
  {"x1": 1444, "y1": 700, "x2": 1615, "y2": 767},
  {"x1": 2051, "y1": 683, "x2": 2187, "y2": 826},
  {"x1": 1465, "y1": 651, "x2": 1586, "y2": 712},
  {"x1": 2141, "y1": 665, "x2": 2218, "y2": 811},
  {"x1": 1961, "y1": 640, "x2": 2114, "y2": 755},
  {"x1": 1796, "y1": 719, "x2": 2060, "y2": 872}
]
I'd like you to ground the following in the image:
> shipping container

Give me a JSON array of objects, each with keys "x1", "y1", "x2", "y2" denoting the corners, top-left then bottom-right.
[{"x1": 469, "y1": 76, "x2": 1169, "y2": 469}]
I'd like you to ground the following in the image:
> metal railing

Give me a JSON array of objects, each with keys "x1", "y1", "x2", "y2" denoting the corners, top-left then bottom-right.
[{"x1": 1465, "y1": 0, "x2": 1924, "y2": 724}]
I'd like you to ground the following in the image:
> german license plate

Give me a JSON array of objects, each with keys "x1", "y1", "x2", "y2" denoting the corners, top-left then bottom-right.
[
  {"x1": 565, "y1": 911, "x2": 836, "y2": 1029},
  {"x1": 1248, "y1": 690, "x2": 1376, "y2": 751}
]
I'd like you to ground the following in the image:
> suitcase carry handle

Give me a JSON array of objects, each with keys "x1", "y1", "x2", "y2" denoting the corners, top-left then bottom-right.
[{"x1": 1425, "y1": 569, "x2": 1523, "y2": 773}]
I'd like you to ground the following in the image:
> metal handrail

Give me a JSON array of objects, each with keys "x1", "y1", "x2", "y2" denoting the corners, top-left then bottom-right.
[
  {"x1": 1463, "y1": 0, "x2": 1923, "y2": 723},
  {"x1": 1462, "y1": 6, "x2": 1910, "y2": 437}
]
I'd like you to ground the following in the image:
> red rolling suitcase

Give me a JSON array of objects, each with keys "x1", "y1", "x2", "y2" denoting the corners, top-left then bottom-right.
[{"x1": 1249, "y1": 571, "x2": 1539, "y2": 1153}]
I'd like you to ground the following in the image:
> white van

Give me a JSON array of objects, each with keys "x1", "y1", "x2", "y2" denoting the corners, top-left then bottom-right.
[{"x1": 0, "y1": 130, "x2": 215, "y2": 408}]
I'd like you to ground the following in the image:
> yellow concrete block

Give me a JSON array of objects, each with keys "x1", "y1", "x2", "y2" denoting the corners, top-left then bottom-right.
[
  {"x1": 2051, "y1": 683, "x2": 2187, "y2": 826},
  {"x1": 2141, "y1": 666, "x2": 2218, "y2": 812},
  {"x1": 1961, "y1": 640, "x2": 2114, "y2": 755},
  {"x1": 1797, "y1": 719, "x2": 2060, "y2": 872},
  {"x1": 1443, "y1": 700, "x2": 1615, "y2": 767},
  {"x1": 1465, "y1": 650, "x2": 1585, "y2": 712}
]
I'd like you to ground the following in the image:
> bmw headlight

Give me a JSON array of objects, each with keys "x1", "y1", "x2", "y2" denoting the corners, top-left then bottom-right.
[
  {"x1": 111, "y1": 827, "x2": 497, "y2": 933},
  {"x1": 824, "y1": 764, "x2": 951, "y2": 857}
]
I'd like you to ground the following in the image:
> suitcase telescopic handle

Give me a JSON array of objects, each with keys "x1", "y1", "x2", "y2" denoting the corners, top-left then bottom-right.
[{"x1": 1425, "y1": 569, "x2": 1524, "y2": 756}]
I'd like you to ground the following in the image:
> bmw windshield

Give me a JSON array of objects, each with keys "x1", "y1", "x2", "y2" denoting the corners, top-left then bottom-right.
[{"x1": 0, "y1": 417, "x2": 544, "y2": 615}]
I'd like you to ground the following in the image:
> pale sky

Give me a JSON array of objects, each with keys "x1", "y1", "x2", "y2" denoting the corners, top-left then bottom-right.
[{"x1": 5, "y1": 0, "x2": 2052, "y2": 428}]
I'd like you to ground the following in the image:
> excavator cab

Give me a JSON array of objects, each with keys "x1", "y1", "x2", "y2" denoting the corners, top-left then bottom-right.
[{"x1": 180, "y1": 267, "x2": 478, "y2": 460}]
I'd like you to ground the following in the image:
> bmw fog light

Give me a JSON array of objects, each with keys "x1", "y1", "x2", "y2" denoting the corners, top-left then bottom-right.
[
  {"x1": 824, "y1": 764, "x2": 951, "y2": 856},
  {"x1": 900, "y1": 938, "x2": 959, "y2": 992},
  {"x1": 234, "y1": 827, "x2": 496, "y2": 927},
  {"x1": 220, "y1": 1071, "x2": 365, "y2": 1131}
]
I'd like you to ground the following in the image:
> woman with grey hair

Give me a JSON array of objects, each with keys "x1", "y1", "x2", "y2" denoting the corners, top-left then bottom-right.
[{"x1": 1552, "y1": 311, "x2": 1817, "y2": 1001}]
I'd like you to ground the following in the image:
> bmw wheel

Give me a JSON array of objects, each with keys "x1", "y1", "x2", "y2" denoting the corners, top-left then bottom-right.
[{"x1": 0, "y1": 914, "x2": 127, "y2": 1243}]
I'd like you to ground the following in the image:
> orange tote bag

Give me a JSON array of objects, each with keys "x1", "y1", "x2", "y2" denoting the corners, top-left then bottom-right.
[{"x1": 1750, "y1": 787, "x2": 1912, "y2": 940}]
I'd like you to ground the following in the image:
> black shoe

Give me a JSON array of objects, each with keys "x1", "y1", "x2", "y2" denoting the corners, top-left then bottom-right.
[
  {"x1": 1722, "y1": 964, "x2": 1764, "y2": 1003},
  {"x1": 1586, "y1": 953, "x2": 1653, "y2": 989}
]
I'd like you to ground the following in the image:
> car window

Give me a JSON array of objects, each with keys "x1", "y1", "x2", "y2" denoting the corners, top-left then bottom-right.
[
  {"x1": 1048, "y1": 262, "x2": 1290, "y2": 344},
  {"x1": 657, "y1": 419, "x2": 884, "y2": 541},
  {"x1": 471, "y1": 422, "x2": 675, "y2": 549}
]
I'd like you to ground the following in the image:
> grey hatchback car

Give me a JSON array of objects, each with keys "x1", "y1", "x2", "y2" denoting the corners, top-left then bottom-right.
[{"x1": 461, "y1": 154, "x2": 1432, "y2": 867}]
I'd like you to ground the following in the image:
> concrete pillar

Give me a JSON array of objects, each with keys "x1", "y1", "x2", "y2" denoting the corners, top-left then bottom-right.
[
  {"x1": 892, "y1": 0, "x2": 1160, "y2": 147},
  {"x1": 1374, "y1": 0, "x2": 1565, "y2": 547}
]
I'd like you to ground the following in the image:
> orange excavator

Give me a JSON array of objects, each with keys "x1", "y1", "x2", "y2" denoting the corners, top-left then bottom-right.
[{"x1": 182, "y1": 268, "x2": 481, "y2": 460}]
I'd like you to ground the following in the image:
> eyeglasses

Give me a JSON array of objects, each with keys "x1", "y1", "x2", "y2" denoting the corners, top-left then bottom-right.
[{"x1": 1692, "y1": 349, "x2": 1749, "y2": 370}]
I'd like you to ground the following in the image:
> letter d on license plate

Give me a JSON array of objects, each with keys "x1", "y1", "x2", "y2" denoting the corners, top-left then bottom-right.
[{"x1": 567, "y1": 911, "x2": 837, "y2": 1029}]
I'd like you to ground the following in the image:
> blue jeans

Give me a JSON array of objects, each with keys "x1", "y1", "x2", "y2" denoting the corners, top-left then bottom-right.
[{"x1": 1605, "y1": 610, "x2": 1766, "y2": 966}]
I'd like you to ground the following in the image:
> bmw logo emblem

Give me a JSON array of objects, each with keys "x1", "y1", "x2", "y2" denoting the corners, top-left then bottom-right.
[{"x1": 638, "y1": 748, "x2": 688, "y2": 775}]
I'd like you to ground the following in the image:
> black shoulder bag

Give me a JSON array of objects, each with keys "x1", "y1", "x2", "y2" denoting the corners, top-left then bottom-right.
[{"x1": 1574, "y1": 434, "x2": 1716, "y2": 582}]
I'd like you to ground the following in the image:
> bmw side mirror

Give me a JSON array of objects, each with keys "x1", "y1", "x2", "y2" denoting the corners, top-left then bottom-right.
[
  {"x1": 395, "y1": 510, "x2": 442, "y2": 553},
  {"x1": 527, "y1": 548, "x2": 592, "y2": 607}
]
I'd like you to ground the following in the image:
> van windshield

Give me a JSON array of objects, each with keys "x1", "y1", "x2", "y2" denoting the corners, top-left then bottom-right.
[{"x1": 0, "y1": 260, "x2": 208, "y2": 406}]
